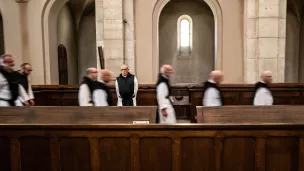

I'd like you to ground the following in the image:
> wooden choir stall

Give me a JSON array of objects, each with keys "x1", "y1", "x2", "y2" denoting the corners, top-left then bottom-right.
[{"x1": 0, "y1": 83, "x2": 304, "y2": 170}]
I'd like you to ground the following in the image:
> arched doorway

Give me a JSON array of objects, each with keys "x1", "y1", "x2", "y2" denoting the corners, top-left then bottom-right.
[
  {"x1": 285, "y1": 0, "x2": 304, "y2": 82},
  {"x1": 0, "y1": 13, "x2": 4, "y2": 55},
  {"x1": 58, "y1": 44, "x2": 68, "y2": 84},
  {"x1": 42, "y1": 0, "x2": 96, "y2": 84},
  {"x1": 158, "y1": 0, "x2": 215, "y2": 83}
]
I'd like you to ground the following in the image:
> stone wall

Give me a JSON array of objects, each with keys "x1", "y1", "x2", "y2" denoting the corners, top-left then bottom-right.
[
  {"x1": 244, "y1": 0, "x2": 287, "y2": 83},
  {"x1": 95, "y1": 0, "x2": 135, "y2": 79}
]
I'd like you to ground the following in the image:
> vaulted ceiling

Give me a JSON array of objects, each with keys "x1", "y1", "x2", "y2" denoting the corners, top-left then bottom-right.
[{"x1": 65, "y1": 0, "x2": 95, "y2": 29}]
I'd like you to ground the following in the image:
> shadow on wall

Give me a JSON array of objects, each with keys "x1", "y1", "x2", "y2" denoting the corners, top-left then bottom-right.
[
  {"x1": 0, "y1": 13, "x2": 4, "y2": 55},
  {"x1": 159, "y1": 0, "x2": 215, "y2": 84}
]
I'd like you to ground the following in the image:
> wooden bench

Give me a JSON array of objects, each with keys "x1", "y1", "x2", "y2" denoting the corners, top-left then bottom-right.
[
  {"x1": 0, "y1": 106, "x2": 157, "y2": 124},
  {"x1": 0, "y1": 124, "x2": 304, "y2": 171},
  {"x1": 196, "y1": 105, "x2": 304, "y2": 123}
]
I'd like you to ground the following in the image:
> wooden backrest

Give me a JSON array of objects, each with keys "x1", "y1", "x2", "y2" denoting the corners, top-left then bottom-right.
[
  {"x1": 0, "y1": 106, "x2": 157, "y2": 124},
  {"x1": 1, "y1": 124, "x2": 304, "y2": 171},
  {"x1": 196, "y1": 105, "x2": 304, "y2": 123}
]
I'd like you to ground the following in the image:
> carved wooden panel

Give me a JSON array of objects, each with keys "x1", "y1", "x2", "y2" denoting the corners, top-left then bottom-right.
[
  {"x1": 140, "y1": 138, "x2": 172, "y2": 171},
  {"x1": 222, "y1": 138, "x2": 255, "y2": 171},
  {"x1": 100, "y1": 138, "x2": 131, "y2": 171},
  {"x1": 20, "y1": 137, "x2": 51, "y2": 171},
  {"x1": 266, "y1": 137, "x2": 298, "y2": 171},
  {"x1": 181, "y1": 138, "x2": 215, "y2": 170},
  {"x1": 60, "y1": 138, "x2": 91, "y2": 171},
  {"x1": 0, "y1": 137, "x2": 10, "y2": 171}
]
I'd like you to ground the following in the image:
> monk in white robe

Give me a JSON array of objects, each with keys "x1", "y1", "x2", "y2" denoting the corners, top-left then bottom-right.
[
  {"x1": 78, "y1": 67, "x2": 98, "y2": 106},
  {"x1": 156, "y1": 65, "x2": 176, "y2": 124},
  {"x1": 115, "y1": 64, "x2": 138, "y2": 106},
  {"x1": 92, "y1": 69, "x2": 113, "y2": 106},
  {"x1": 16, "y1": 63, "x2": 35, "y2": 106},
  {"x1": 253, "y1": 71, "x2": 273, "y2": 106},
  {"x1": 0, "y1": 54, "x2": 20, "y2": 106},
  {"x1": 203, "y1": 70, "x2": 224, "y2": 106}
]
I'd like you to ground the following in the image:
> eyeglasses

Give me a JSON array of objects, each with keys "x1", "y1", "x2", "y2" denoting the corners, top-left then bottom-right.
[{"x1": 121, "y1": 68, "x2": 128, "y2": 71}]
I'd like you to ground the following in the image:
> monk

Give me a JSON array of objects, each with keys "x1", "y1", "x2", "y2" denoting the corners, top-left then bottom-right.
[
  {"x1": 78, "y1": 67, "x2": 98, "y2": 106},
  {"x1": 0, "y1": 54, "x2": 20, "y2": 106},
  {"x1": 156, "y1": 64, "x2": 176, "y2": 124},
  {"x1": 16, "y1": 63, "x2": 35, "y2": 106},
  {"x1": 92, "y1": 69, "x2": 113, "y2": 106},
  {"x1": 203, "y1": 70, "x2": 224, "y2": 106},
  {"x1": 253, "y1": 70, "x2": 273, "y2": 105},
  {"x1": 115, "y1": 64, "x2": 138, "y2": 106}
]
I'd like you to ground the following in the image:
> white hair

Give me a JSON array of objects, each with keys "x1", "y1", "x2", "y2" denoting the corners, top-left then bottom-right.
[{"x1": 0, "y1": 54, "x2": 12, "y2": 66}]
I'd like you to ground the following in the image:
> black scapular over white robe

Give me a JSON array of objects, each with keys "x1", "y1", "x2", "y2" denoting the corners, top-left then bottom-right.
[
  {"x1": 156, "y1": 74, "x2": 176, "y2": 124},
  {"x1": 115, "y1": 73, "x2": 138, "y2": 106},
  {"x1": 78, "y1": 77, "x2": 95, "y2": 106},
  {"x1": 92, "y1": 80, "x2": 113, "y2": 106},
  {"x1": 0, "y1": 67, "x2": 20, "y2": 106},
  {"x1": 16, "y1": 72, "x2": 34, "y2": 105},
  {"x1": 202, "y1": 80, "x2": 224, "y2": 106},
  {"x1": 253, "y1": 81, "x2": 273, "y2": 105}
]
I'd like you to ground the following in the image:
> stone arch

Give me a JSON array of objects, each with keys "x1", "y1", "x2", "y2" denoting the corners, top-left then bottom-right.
[
  {"x1": 42, "y1": 0, "x2": 96, "y2": 84},
  {"x1": 42, "y1": 0, "x2": 69, "y2": 84},
  {"x1": 285, "y1": 0, "x2": 304, "y2": 82},
  {"x1": 152, "y1": 0, "x2": 223, "y2": 81}
]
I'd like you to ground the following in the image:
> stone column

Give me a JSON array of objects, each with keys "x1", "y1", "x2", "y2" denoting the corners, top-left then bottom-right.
[
  {"x1": 123, "y1": 0, "x2": 135, "y2": 73},
  {"x1": 95, "y1": 0, "x2": 104, "y2": 72},
  {"x1": 244, "y1": 0, "x2": 286, "y2": 83},
  {"x1": 95, "y1": 0, "x2": 124, "y2": 77}
]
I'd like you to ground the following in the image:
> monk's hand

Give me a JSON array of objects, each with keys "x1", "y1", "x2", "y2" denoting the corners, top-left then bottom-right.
[
  {"x1": 30, "y1": 100, "x2": 35, "y2": 106},
  {"x1": 161, "y1": 108, "x2": 168, "y2": 117},
  {"x1": 24, "y1": 101, "x2": 30, "y2": 106}
]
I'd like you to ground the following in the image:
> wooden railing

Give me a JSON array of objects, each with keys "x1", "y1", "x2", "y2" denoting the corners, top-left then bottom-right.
[{"x1": 0, "y1": 124, "x2": 304, "y2": 171}]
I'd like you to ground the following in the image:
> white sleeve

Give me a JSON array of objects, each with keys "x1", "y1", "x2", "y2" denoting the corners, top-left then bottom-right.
[
  {"x1": 203, "y1": 88, "x2": 222, "y2": 106},
  {"x1": 134, "y1": 76, "x2": 138, "y2": 96},
  {"x1": 0, "y1": 73, "x2": 5, "y2": 89},
  {"x1": 19, "y1": 84, "x2": 30, "y2": 102},
  {"x1": 78, "y1": 84, "x2": 93, "y2": 106},
  {"x1": 157, "y1": 83, "x2": 169, "y2": 110},
  {"x1": 28, "y1": 83, "x2": 34, "y2": 99},
  {"x1": 254, "y1": 88, "x2": 273, "y2": 106},
  {"x1": 93, "y1": 89, "x2": 108, "y2": 106},
  {"x1": 115, "y1": 80, "x2": 121, "y2": 98}
]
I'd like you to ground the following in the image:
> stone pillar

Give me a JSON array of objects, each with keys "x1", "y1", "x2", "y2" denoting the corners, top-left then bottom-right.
[
  {"x1": 95, "y1": 0, "x2": 104, "y2": 72},
  {"x1": 95, "y1": 0, "x2": 124, "y2": 77},
  {"x1": 244, "y1": 0, "x2": 287, "y2": 83},
  {"x1": 123, "y1": 0, "x2": 135, "y2": 73}
]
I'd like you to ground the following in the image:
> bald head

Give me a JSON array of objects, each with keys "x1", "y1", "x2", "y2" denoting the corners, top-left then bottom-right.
[
  {"x1": 261, "y1": 70, "x2": 272, "y2": 84},
  {"x1": 209, "y1": 70, "x2": 224, "y2": 84},
  {"x1": 86, "y1": 67, "x2": 98, "y2": 80},
  {"x1": 160, "y1": 64, "x2": 174, "y2": 77},
  {"x1": 100, "y1": 69, "x2": 112, "y2": 83},
  {"x1": 120, "y1": 64, "x2": 129, "y2": 76}
]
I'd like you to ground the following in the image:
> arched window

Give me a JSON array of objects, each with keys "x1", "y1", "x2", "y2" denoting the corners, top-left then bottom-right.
[
  {"x1": 177, "y1": 15, "x2": 192, "y2": 53},
  {"x1": 180, "y1": 19, "x2": 190, "y2": 47}
]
